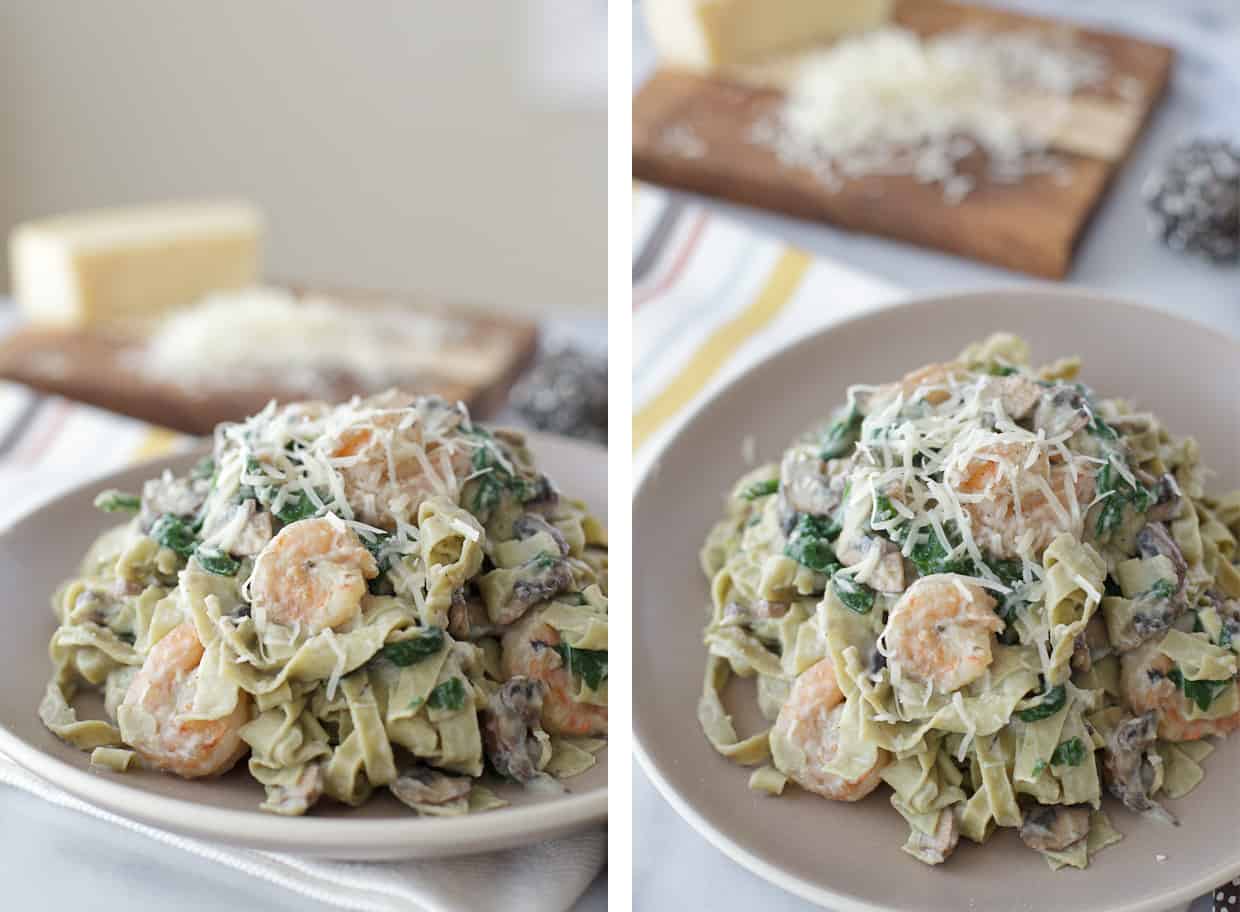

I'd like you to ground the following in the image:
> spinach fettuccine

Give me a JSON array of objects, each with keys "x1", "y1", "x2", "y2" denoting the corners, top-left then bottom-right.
[
  {"x1": 699, "y1": 335, "x2": 1240, "y2": 869},
  {"x1": 42, "y1": 392, "x2": 607, "y2": 816}
]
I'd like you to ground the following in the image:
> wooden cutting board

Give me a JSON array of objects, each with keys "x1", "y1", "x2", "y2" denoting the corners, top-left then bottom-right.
[
  {"x1": 633, "y1": 0, "x2": 1174, "y2": 278},
  {"x1": 0, "y1": 286, "x2": 538, "y2": 436}
]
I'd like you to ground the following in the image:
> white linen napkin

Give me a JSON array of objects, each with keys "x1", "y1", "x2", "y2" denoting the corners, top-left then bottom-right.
[
  {"x1": 0, "y1": 754, "x2": 604, "y2": 912},
  {"x1": 0, "y1": 379, "x2": 605, "y2": 912}
]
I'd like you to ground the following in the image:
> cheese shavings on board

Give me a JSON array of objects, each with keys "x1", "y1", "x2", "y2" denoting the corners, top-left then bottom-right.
[
  {"x1": 751, "y1": 26, "x2": 1110, "y2": 202},
  {"x1": 132, "y1": 286, "x2": 484, "y2": 396}
]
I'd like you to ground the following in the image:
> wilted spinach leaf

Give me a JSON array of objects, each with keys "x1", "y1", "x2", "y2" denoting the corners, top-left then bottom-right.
[
  {"x1": 554, "y1": 642, "x2": 608, "y2": 690},
  {"x1": 427, "y1": 677, "x2": 467, "y2": 711},
  {"x1": 150, "y1": 514, "x2": 196, "y2": 558},
  {"x1": 1017, "y1": 685, "x2": 1066, "y2": 722},
  {"x1": 382, "y1": 628, "x2": 446, "y2": 667}
]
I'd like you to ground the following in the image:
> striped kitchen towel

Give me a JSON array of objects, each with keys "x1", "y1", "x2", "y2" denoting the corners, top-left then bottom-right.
[
  {"x1": 632, "y1": 183, "x2": 902, "y2": 473},
  {"x1": 0, "y1": 382, "x2": 197, "y2": 527}
]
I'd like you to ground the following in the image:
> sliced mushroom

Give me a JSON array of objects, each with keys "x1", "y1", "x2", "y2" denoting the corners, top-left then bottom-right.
[
  {"x1": 1145, "y1": 475, "x2": 1185, "y2": 523},
  {"x1": 70, "y1": 587, "x2": 114, "y2": 625},
  {"x1": 504, "y1": 557, "x2": 575, "y2": 625},
  {"x1": 776, "y1": 499, "x2": 800, "y2": 537},
  {"x1": 492, "y1": 428, "x2": 526, "y2": 449},
  {"x1": 1108, "y1": 604, "x2": 1175, "y2": 655},
  {"x1": 862, "y1": 539, "x2": 906, "y2": 594},
  {"x1": 868, "y1": 645, "x2": 888, "y2": 675},
  {"x1": 1206, "y1": 591, "x2": 1240, "y2": 644},
  {"x1": 1130, "y1": 599, "x2": 1183, "y2": 645},
  {"x1": 723, "y1": 599, "x2": 788, "y2": 621},
  {"x1": 1108, "y1": 413, "x2": 1157, "y2": 435},
  {"x1": 520, "y1": 474, "x2": 560, "y2": 514},
  {"x1": 391, "y1": 764, "x2": 473, "y2": 810},
  {"x1": 198, "y1": 499, "x2": 272, "y2": 558},
  {"x1": 1136, "y1": 522, "x2": 1188, "y2": 584},
  {"x1": 263, "y1": 763, "x2": 325, "y2": 816},
  {"x1": 1032, "y1": 385, "x2": 1090, "y2": 438},
  {"x1": 482, "y1": 677, "x2": 548, "y2": 783},
  {"x1": 835, "y1": 532, "x2": 869, "y2": 568},
  {"x1": 1076, "y1": 613, "x2": 1111, "y2": 669},
  {"x1": 483, "y1": 551, "x2": 576, "y2": 627},
  {"x1": 1099, "y1": 522, "x2": 1190, "y2": 650},
  {"x1": 1108, "y1": 579, "x2": 1184, "y2": 655},
  {"x1": 139, "y1": 469, "x2": 208, "y2": 530},
  {"x1": 753, "y1": 599, "x2": 790, "y2": 619},
  {"x1": 832, "y1": 487, "x2": 871, "y2": 566},
  {"x1": 448, "y1": 585, "x2": 497, "y2": 640},
  {"x1": 513, "y1": 514, "x2": 570, "y2": 556},
  {"x1": 1070, "y1": 634, "x2": 1092, "y2": 673},
  {"x1": 904, "y1": 807, "x2": 960, "y2": 865},
  {"x1": 840, "y1": 534, "x2": 905, "y2": 594},
  {"x1": 779, "y1": 447, "x2": 841, "y2": 516},
  {"x1": 994, "y1": 375, "x2": 1043, "y2": 421},
  {"x1": 1103, "y1": 712, "x2": 1178, "y2": 825},
  {"x1": 1019, "y1": 804, "x2": 1092, "y2": 852},
  {"x1": 231, "y1": 503, "x2": 274, "y2": 557},
  {"x1": 111, "y1": 576, "x2": 146, "y2": 598}
]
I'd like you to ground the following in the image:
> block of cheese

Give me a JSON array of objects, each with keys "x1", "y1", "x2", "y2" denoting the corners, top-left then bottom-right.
[
  {"x1": 9, "y1": 200, "x2": 262, "y2": 330},
  {"x1": 644, "y1": 0, "x2": 893, "y2": 70}
]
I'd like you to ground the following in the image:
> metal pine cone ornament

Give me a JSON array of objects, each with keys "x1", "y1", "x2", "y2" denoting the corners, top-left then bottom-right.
[
  {"x1": 509, "y1": 347, "x2": 607, "y2": 442},
  {"x1": 1143, "y1": 138, "x2": 1240, "y2": 264}
]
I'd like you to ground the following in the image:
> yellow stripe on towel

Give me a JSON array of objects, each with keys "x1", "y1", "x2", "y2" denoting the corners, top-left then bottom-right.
[
  {"x1": 633, "y1": 249, "x2": 810, "y2": 451},
  {"x1": 130, "y1": 426, "x2": 182, "y2": 463}
]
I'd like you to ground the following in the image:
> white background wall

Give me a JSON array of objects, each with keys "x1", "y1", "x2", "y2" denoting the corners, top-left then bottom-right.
[{"x1": 0, "y1": 0, "x2": 606, "y2": 317}]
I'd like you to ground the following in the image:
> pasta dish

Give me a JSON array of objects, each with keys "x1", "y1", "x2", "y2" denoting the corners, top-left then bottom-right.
[
  {"x1": 41, "y1": 392, "x2": 607, "y2": 816},
  {"x1": 699, "y1": 335, "x2": 1240, "y2": 868}
]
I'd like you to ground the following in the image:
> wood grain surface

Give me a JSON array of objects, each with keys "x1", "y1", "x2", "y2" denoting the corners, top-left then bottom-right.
[
  {"x1": 633, "y1": 0, "x2": 1174, "y2": 278},
  {"x1": 0, "y1": 286, "x2": 538, "y2": 436}
]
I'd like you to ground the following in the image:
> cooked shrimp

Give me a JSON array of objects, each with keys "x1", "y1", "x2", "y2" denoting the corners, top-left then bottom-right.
[
  {"x1": 770, "y1": 657, "x2": 887, "y2": 801},
  {"x1": 121, "y1": 623, "x2": 250, "y2": 778},
  {"x1": 248, "y1": 514, "x2": 377, "y2": 632},
  {"x1": 328, "y1": 393, "x2": 473, "y2": 530},
  {"x1": 1120, "y1": 640, "x2": 1240, "y2": 741},
  {"x1": 501, "y1": 612, "x2": 606, "y2": 737},
  {"x1": 950, "y1": 442, "x2": 1095, "y2": 559},
  {"x1": 870, "y1": 362, "x2": 968, "y2": 411},
  {"x1": 883, "y1": 575, "x2": 1002, "y2": 693}
]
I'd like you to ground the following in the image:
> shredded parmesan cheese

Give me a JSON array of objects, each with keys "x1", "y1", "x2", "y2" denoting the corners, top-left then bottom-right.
[
  {"x1": 448, "y1": 515, "x2": 481, "y2": 544},
  {"x1": 200, "y1": 393, "x2": 479, "y2": 547},
  {"x1": 322, "y1": 629, "x2": 348, "y2": 702},
  {"x1": 132, "y1": 286, "x2": 485, "y2": 395},
  {"x1": 753, "y1": 26, "x2": 1108, "y2": 201},
  {"x1": 952, "y1": 691, "x2": 976, "y2": 762},
  {"x1": 846, "y1": 367, "x2": 1098, "y2": 589}
]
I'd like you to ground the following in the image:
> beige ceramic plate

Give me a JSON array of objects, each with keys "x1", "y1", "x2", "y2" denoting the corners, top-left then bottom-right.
[
  {"x1": 0, "y1": 432, "x2": 606, "y2": 860},
  {"x1": 634, "y1": 289, "x2": 1240, "y2": 911}
]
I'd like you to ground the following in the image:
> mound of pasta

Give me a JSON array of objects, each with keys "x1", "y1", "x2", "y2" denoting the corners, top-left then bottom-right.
[
  {"x1": 41, "y1": 392, "x2": 608, "y2": 816},
  {"x1": 699, "y1": 335, "x2": 1240, "y2": 869}
]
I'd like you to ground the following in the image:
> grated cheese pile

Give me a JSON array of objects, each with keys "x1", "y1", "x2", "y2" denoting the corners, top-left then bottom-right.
[
  {"x1": 201, "y1": 393, "x2": 480, "y2": 553},
  {"x1": 847, "y1": 368, "x2": 1120, "y2": 686},
  {"x1": 133, "y1": 286, "x2": 470, "y2": 396},
  {"x1": 752, "y1": 26, "x2": 1109, "y2": 202},
  {"x1": 847, "y1": 371, "x2": 1100, "y2": 588}
]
